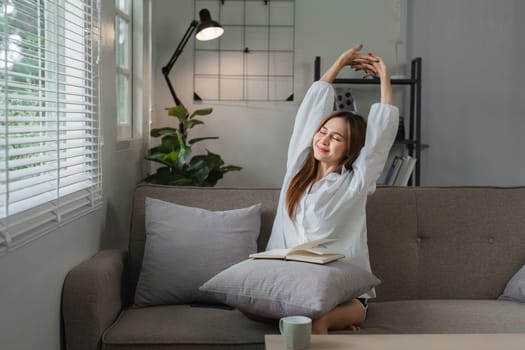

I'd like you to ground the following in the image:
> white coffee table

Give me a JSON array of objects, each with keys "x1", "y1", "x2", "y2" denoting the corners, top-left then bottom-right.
[{"x1": 265, "y1": 333, "x2": 525, "y2": 350}]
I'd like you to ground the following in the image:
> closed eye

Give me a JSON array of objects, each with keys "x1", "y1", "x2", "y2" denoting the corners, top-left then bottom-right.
[{"x1": 318, "y1": 127, "x2": 345, "y2": 142}]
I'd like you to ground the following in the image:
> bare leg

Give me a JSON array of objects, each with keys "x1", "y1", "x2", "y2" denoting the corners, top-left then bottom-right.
[{"x1": 312, "y1": 299, "x2": 366, "y2": 334}]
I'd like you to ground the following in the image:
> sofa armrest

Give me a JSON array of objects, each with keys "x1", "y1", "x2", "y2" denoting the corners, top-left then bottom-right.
[{"x1": 62, "y1": 249, "x2": 127, "y2": 350}]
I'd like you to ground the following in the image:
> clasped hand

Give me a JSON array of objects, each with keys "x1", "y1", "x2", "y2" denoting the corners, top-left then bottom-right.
[{"x1": 338, "y1": 44, "x2": 389, "y2": 80}]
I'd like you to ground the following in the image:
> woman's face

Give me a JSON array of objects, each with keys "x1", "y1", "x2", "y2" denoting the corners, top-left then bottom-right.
[{"x1": 312, "y1": 117, "x2": 349, "y2": 166}]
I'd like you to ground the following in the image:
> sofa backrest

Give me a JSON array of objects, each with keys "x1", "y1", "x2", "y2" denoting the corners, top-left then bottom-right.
[
  {"x1": 128, "y1": 185, "x2": 525, "y2": 303},
  {"x1": 366, "y1": 186, "x2": 525, "y2": 301}
]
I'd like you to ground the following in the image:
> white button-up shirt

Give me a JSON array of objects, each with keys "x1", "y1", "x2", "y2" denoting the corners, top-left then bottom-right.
[{"x1": 266, "y1": 81, "x2": 399, "y2": 299}]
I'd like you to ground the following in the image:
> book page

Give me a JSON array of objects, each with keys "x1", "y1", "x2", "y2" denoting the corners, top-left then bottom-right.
[
  {"x1": 286, "y1": 251, "x2": 345, "y2": 264},
  {"x1": 249, "y1": 238, "x2": 341, "y2": 260},
  {"x1": 302, "y1": 247, "x2": 341, "y2": 256},
  {"x1": 289, "y1": 238, "x2": 337, "y2": 252},
  {"x1": 249, "y1": 248, "x2": 290, "y2": 259}
]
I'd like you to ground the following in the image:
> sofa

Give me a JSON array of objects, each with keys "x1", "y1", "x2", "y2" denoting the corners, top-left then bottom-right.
[{"x1": 62, "y1": 184, "x2": 525, "y2": 350}]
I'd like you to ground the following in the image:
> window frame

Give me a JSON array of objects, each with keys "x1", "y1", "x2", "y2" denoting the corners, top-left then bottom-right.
[{"x1": 115, "y1": 0, "x2": 133, "y2": 142}]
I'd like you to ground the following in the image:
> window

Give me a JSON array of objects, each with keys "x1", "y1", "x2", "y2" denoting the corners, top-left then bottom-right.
[
  {"x1": 0, "y1": 0, "x2": 102, "y2": 255},
  {"x1": 115, "y1": 0, "x2": 132, "y2": 140}
]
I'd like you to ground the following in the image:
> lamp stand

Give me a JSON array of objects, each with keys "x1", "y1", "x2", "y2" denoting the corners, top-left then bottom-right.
[{"x1": 161, "y1": 20, "x2": 198, "y2": 108}]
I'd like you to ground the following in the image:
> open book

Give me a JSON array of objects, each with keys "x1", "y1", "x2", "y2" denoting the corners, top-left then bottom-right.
[{"x1": 249, "y1": 239, "x2": 345, "y2": 265}]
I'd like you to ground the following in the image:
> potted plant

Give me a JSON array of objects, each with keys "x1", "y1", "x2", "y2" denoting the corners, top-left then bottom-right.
[{"x1": 144, "y1": 105, "x2": 241, "y2": 186}]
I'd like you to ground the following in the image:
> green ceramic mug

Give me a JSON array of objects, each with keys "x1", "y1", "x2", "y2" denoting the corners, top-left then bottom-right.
[{"x1": 279, "y1": 316, "x2": 311, "y2": 350}]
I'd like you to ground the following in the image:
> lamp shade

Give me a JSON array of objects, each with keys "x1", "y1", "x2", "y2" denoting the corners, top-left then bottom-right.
[{"x1": 196, "y1": 8, "x2": 224, "y2": 41}]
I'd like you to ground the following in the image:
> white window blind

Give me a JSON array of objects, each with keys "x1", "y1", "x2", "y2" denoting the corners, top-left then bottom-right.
[{"x1": 0, "y1": 0, "x2": 102, "y2": 255}]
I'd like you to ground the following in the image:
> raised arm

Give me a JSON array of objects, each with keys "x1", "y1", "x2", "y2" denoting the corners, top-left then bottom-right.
[
  {"x1": 369, "y1": 52, "x2": 393, "y2": 105},
  {"x1": 348, "y1": 53, "x2": 399, "y2": 193}
]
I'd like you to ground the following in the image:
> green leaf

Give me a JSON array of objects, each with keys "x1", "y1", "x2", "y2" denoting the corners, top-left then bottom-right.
[
  {"x1": 203, "y1": 169, "x2": 223, "y2": 186},
  {"x1": 167, "y1": 105, "x2": 188, "y2": 123},
  {"x1": 163, "y1": 151, "x2": 181, "y2": 168},
  {"x1": 143, "y1": 167, "x2": 178, "y2": 185},
  {"x1": 150, "y1": 127, "x2": 178, "y2": 138},
  {"x1": 186, "y1": 158, "x2": 210, "y2": 185},
  {"x1": 175, "y1": 129, "x2": 186, "y2": 147},
  {"x1": 146, "y1": 150, "x2": 166, "y2": 159},
  {"x1": 148, "y1": 145, "x2": 166, "y2": 154},
  {"x1": 188, "y1": 136, "x2": 219, "y2": 145},
  {"x1": 187, "y1": 159, "x2": 206, "y2": 171},
  {"x1": 190, "y1": 153, "x2": 221, "y2": 172},
  {"x1": 185, "y1": 119, "x2": 205, "y2": 129},
  {"x1": 144, "y1": 152, "x2": 170, "y2": 166},
  {"x1": 161, "y1": 135, "x2": 180, "y2": 152},
  {"x1": 190, "y1": 166, "x2": 210, "y2": 185},
  {"x1": 189, "y1": 107, "x2": 213, "y2": 119},
  {"x1": 177, "y1": 144, "x2": 192, "y2": 167},
  {"x1": 144, "y1": 147, "x2": 171, "y2": 166},
  {"x1": 205, "y1": 149, "x2": 225, "y2": 169},
  {"x1": 167, "y1": 105, "x2": 188, "y2": 118},
  {"x1": 174, "y1": 130, "x2": 190, "y2": 168},
  {"x1": 169, "y1": 178, "x2": 195, "y2": 186}
]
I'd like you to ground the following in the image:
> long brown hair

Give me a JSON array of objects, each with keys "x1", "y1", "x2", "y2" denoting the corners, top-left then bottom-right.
[{"x1": 285, "y1": 111, "x2": 367, "y2": 220}]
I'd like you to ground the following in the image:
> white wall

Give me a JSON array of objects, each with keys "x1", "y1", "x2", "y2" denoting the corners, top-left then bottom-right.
[
  {"x1": 150, "y1": 0, "x2": 406, "y2": 187},
  {"x1": 0, "y1": 1, "x2": 146, "y2": 349},
  {"x1": 408, "y1": 0, "x2": 525, "y2": 185}
]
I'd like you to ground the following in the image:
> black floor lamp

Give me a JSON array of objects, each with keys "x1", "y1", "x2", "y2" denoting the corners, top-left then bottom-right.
[{"x1": 161, "y1": 8, "x2": 224, "y2": 108}]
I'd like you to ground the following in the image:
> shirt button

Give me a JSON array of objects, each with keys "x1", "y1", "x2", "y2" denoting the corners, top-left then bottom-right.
[
  {"x1": 416, "y1": 237, "x2": 422, "y2": 243},
  {"x1": 488, "y1": 237, "x2": 495, "y2": 244}
]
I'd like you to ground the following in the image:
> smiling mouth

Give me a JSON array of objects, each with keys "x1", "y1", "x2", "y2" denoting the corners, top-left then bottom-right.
[{"x1": 316, "y1": 145, "x2": 328, "y2": 153}]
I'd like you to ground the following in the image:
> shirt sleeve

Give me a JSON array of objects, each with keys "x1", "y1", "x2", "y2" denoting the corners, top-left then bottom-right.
[
  {"x1": 286, "y1": 81, "x2": 335, "y2": 176},
  {"x1": 350, "y1": 103, "x2": 399, "y2": 194}
]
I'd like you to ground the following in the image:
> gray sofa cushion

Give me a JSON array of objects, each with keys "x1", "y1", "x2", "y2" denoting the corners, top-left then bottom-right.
[
  {"x1": 199, "y1": 259, "x2": 380, "y2": 319},
  {"x1": 102, "y1": 305, "x2": 278, "y2": 350},
  {"x1": 498, "y1": 265, "x2": 525, "y2": 303},
  {"x1": 134, "y1": 198, "x2": 261, "y2": 306}
]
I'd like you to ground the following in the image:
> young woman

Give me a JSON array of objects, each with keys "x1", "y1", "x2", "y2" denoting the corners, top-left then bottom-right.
[{"x1": 265, "y1": 45, "x2": 399, "y2": 334}]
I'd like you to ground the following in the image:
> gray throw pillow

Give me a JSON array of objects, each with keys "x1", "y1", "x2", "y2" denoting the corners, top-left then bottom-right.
[
  {"x1": 134, "y1": 198, "x2": 262, "y2": 307},
  {"x1": 498, "y1": 265, "x2": 525, "y2": 303},
  {"x1": 199, "y1": 259, "x2": 381, "y2": 319}
]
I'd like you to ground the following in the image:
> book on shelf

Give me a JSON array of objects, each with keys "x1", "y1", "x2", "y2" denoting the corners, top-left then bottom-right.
[
  {"x1": 381, "y1": 155, "x2": 416, "y2": 186},
  {"x1": 393, "y1": 156, "x2": 417, "y2": 186},
  {"x1": 384, "y1": 156, "x2": 404, "y2": 185},
  {"x1": 249, "y1": 238, "x2": 345, "y2": 265}
]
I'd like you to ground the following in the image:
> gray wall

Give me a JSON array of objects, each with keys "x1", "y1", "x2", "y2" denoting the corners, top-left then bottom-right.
[
  {"x1": 408, "y1": 0, "x2": 525, "y2": 185},
  {"x1": 0, "y1": 1, "x2": 146, "y2": 349}
]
